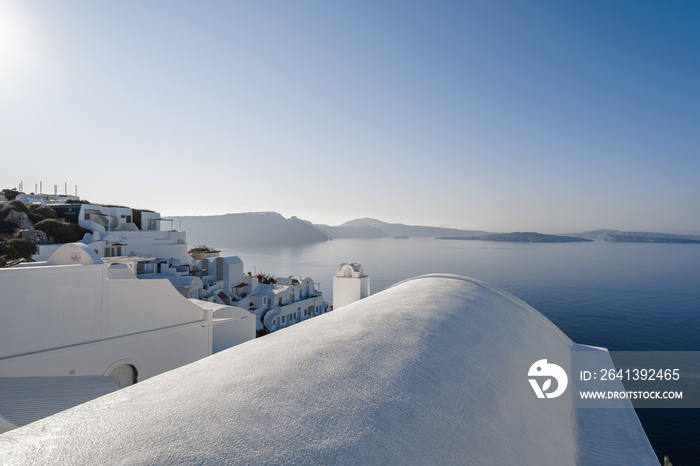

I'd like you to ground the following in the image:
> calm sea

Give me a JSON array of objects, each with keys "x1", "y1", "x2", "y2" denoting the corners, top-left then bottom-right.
[{"x1": 221, "y1": 237, "x2": 700, "y2": 464}]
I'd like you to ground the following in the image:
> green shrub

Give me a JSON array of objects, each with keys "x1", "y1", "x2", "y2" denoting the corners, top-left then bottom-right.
[
  {"x1": 0, "y1": 200, "x2": 29, "y2": 219},
  {"x1": 189, "y1": 244, "x2": 218, "y2": 253},
  {"x1": 0, "y1": 219, "x2": 17, "y2": 234},
  {"x1": 0, "y1": 242, "x2": 16, "y2": 260},
  {"x1": 3, "y1": 238, "x2": 36, "y2": 259},
  {"x1": 27, "y1": 204, "x2": 59, "y2": 224},
  {"x1": 34, "y1": 219, "x2": 91, "y2": 244}
]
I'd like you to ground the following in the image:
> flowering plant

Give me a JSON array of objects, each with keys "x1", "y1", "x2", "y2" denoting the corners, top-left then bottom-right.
[
  {"x1": 188, "y1": 244, "x2": 220, "y2": 254},
  {"x1": 256, "y1": 272, "x2": 277, "y2": 284}
]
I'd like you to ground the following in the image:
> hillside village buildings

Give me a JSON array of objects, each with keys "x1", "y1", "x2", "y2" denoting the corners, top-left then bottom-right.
[
  {"x1": 0, "y1": 194, "x2": 333, "y2": 432},
  {"x1": 2, "y1": 194, "x2": 332, "y2": 329},
  {"x1": 10, "y1": 197, "x2": 332, "y2": 332},
  {"x1": 32, "y1": 202, "x2": 188, "y2": 262},
  {"x1": 139, "y1": 253, "x2": 330, "y2": 335}
]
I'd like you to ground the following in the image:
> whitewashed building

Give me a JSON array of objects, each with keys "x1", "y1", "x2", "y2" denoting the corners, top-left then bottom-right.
[
  {"x1": 187, "y1": 255, "x2": 329, "y2": 334},
  {"x1": 333, "y1": 262, "x2": 370, "y2": 309},
  {"x1": 130, "y1": 253, "x2": 329, "y2": 335},
  {"x1": 32, "y1": 203, "x2": 188, "y2": 262},
  {"x1": 0, "y1": 243, "x2": 255, "y2": 433},
  {"x1": 245, "y1": 276, "x2": 329, "y2": 333}
]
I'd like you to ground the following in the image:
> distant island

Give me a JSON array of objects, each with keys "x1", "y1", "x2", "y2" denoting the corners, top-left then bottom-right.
[
  {"x1": 565, "y1": 229, "x2": 700, "y2": 242},
  {"x1": 436, "y1": 232, "x2": 593, "y2": 243},
  {"x1": 607, "y1": 235, "x2": 700, "y2": 244},
  {"x1": 314, "y1": 218, "x2": 486, "y2": 239}
]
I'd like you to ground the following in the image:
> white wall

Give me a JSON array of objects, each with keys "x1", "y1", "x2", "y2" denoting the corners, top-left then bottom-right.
[
  {"x1": 103, "y1": 278, "x2": 207, "y2": 338},
  {"x1": 141, "y1": 211, "x2": 161, "y2": 231},
  {"x1": 0, "y1": 321, "x2": 211, "y2": 380},
  {"x1": 222, "y1": 257, "x2": 244, "y2": 290},
  {"x1": 333, "y1": 275, "x2": 370, "y2": 309},
  {"x1": 0, "y1": 247, "x2": 213, "y2": 382},
  {"x1": 0, "y1": 263, "x2": 209, "y2": 358},
  {"x1": 206, "y1": 302, "x2": 256, "y2": 353},
  {"x1": 0, "y1": 264, "x2": 105, "y2": 358}
]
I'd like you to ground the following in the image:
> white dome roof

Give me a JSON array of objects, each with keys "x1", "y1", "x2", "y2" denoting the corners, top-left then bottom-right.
[{"x1": 0, "y1": 275, "x2": 656, "y2": 465}]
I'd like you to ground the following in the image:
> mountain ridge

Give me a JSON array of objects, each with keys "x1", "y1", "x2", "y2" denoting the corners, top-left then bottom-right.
[
  {"x1": 171, "y1": 212, "x2": 328, "y2": 248},
  {"x1": 325, "y1": 217, "x2": 488, "y2": 238},
  {"x1": 169, "y1": 212, "x2": 699, "y2": 247}
]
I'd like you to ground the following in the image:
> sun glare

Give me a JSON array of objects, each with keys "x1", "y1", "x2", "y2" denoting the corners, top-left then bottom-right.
[{"x1": 0, "y1": 1, "x2": 32, "y2": 86}]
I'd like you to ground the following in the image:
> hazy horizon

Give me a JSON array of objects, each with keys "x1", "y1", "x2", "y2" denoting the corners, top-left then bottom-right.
[
  {"x1": 2, "y1": 1, "x2": 698, "y2": 234},
  {"x1": 164, "y1": 210, "x2": 700, "y2": 236}
]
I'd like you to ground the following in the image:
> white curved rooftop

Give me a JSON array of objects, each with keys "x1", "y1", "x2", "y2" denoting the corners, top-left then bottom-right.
[
  {"x1": 46, "y1": 243, "x2": 103, "y2": 266},
  {"x1": 0, "y1": 275, "x2": 656, "y2": 465}
]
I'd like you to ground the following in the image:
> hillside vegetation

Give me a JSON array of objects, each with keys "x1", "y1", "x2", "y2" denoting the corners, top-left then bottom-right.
[{"x1": 0, "y1": 199, "x2": 89, "y2": 264}]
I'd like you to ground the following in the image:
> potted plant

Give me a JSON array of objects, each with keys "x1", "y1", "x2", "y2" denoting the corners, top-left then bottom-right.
[{"x1": 187, "y1": 244, "x2": 220, "y2": 260}]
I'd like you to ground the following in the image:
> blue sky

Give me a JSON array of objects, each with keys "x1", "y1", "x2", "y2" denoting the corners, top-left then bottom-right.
[{"x1": 1, "y1": 0, "x2": 698, "y2": 233}]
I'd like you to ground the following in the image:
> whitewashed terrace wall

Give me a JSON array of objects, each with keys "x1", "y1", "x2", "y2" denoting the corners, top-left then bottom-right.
[{"x1": 0, "y1": 262, "x2": 212, "y2": 381}]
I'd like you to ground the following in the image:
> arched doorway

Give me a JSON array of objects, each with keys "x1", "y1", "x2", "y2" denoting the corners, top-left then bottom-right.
[{"x1": 108, "y1": 364, "x2": 138, "y2": 388}]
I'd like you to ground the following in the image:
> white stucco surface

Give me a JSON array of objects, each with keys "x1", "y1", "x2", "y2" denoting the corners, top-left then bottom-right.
[
  {"x1": 193, "y1": 300, "x2": 256, "y2": 353},
  {"x1": 0, "y1": 243, "x2": 214, "y2": 385},
  {"x1": 0, "y1": 275, "x2": 657, "y2": 465}
]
